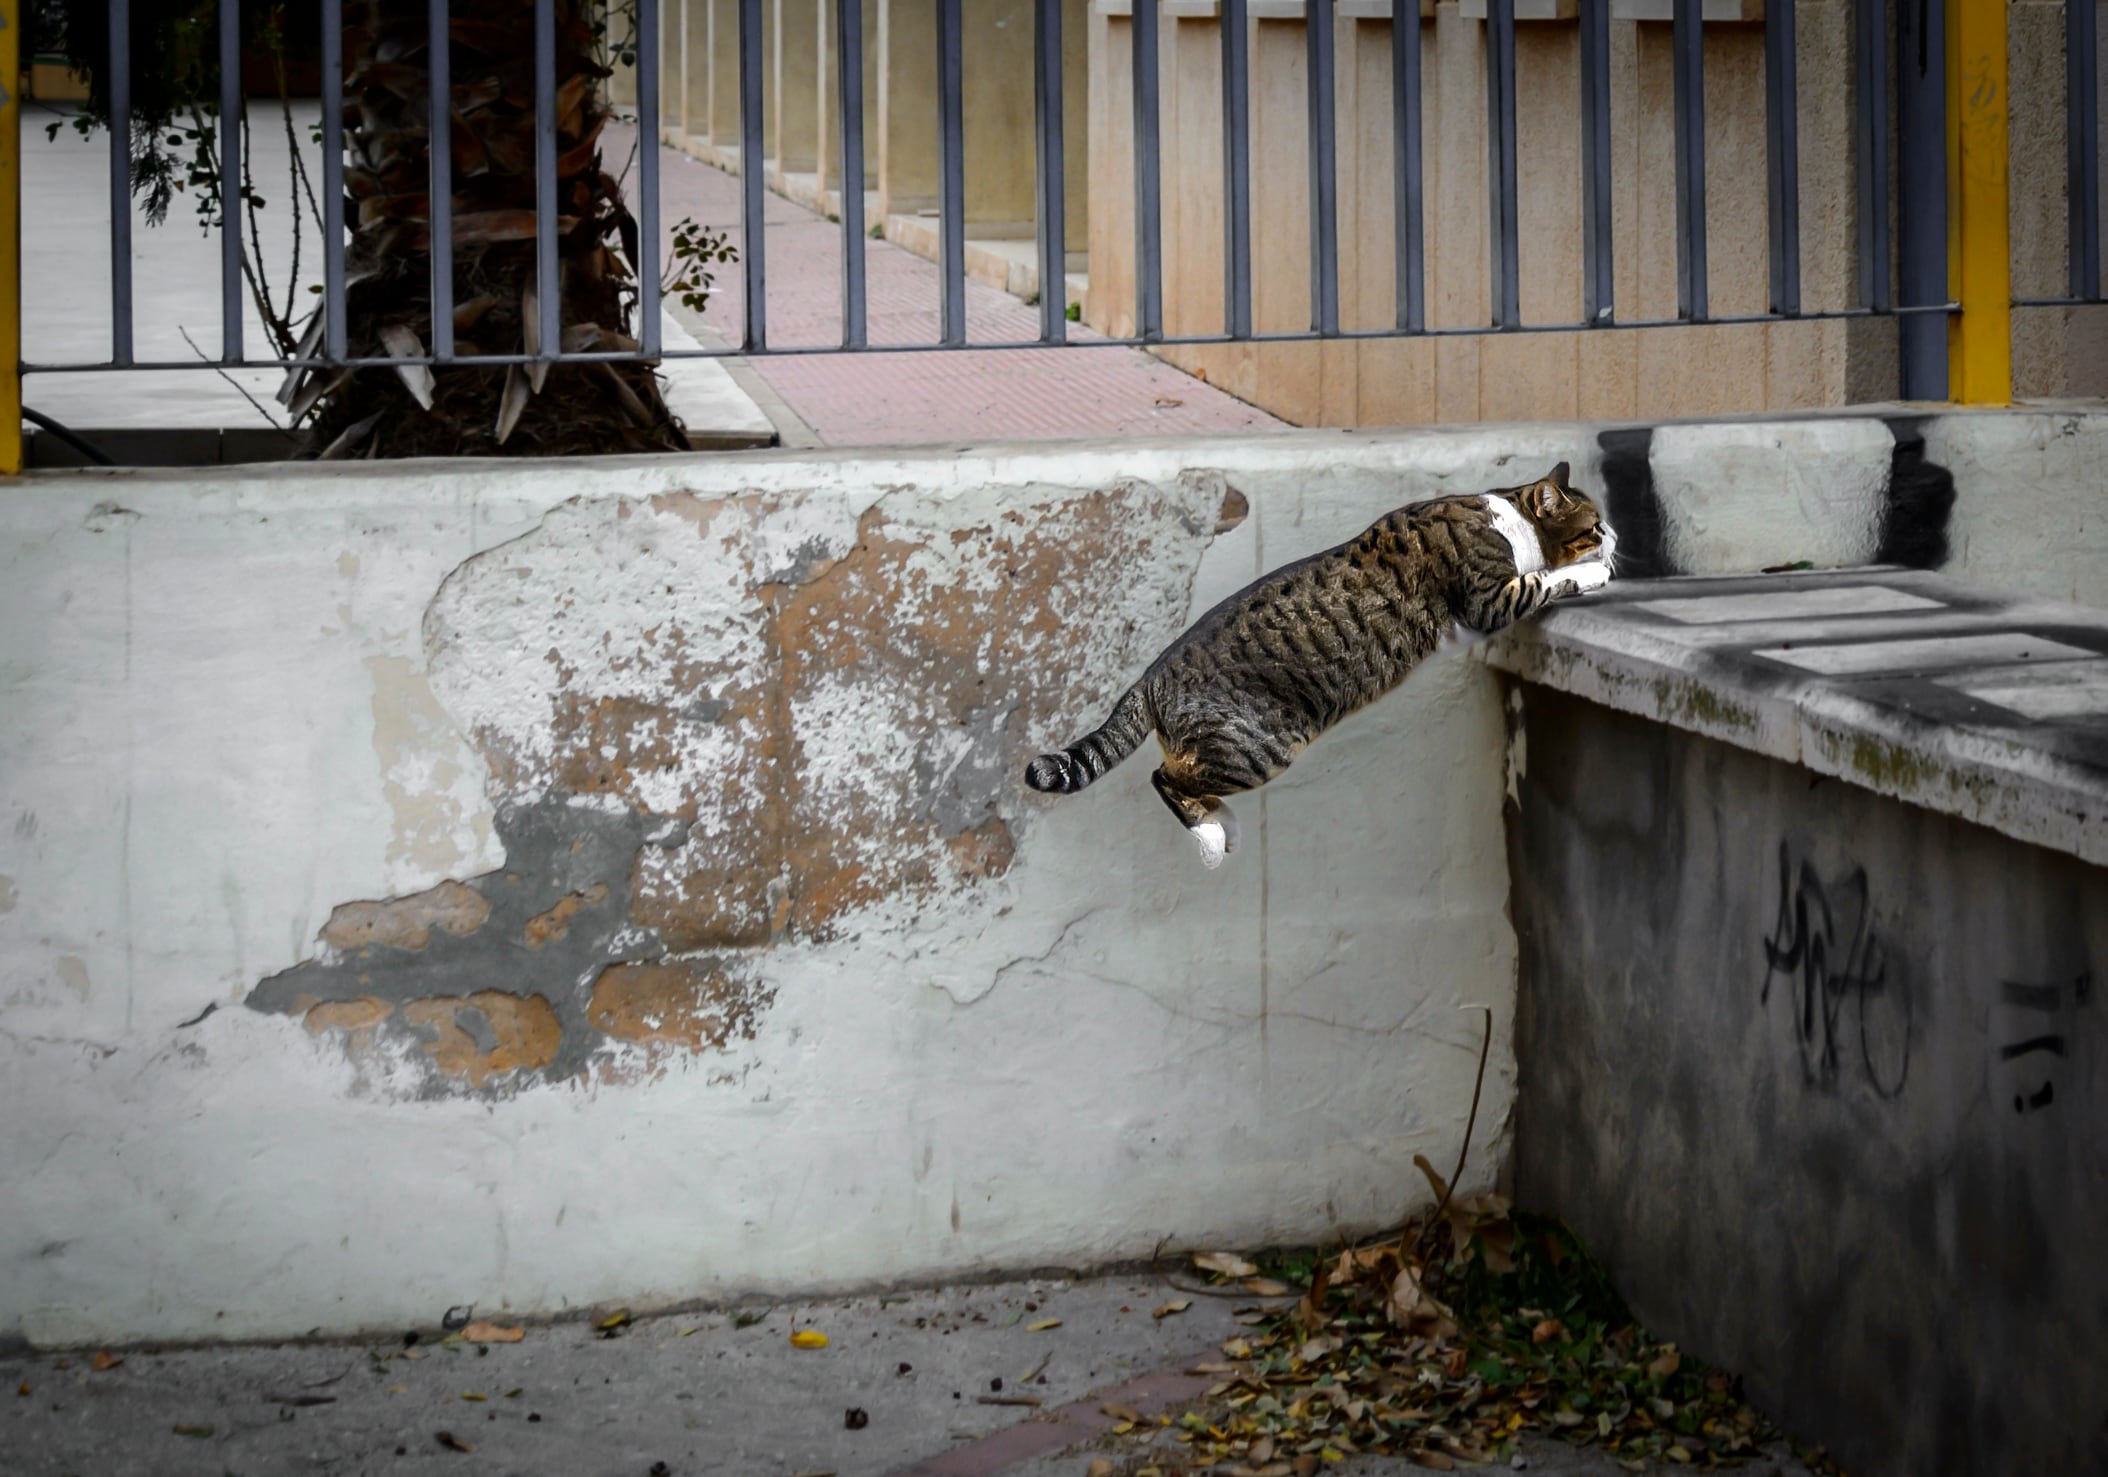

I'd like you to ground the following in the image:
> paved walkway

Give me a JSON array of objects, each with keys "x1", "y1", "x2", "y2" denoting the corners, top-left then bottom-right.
[
  {"x1": 0, "y1": 1273, "x2": 1815, "y2": 1477},
  {"x1": 611, "y1": 123, "x2": 1284, "y2": 448}
]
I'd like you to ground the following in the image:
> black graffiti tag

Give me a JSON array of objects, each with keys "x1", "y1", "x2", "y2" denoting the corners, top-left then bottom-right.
[
  {"x1": 1760, "y1": 842, "x2": 1910, "y2": 1098},
  {"x1": 1999, "y1": 972, "x2": 2092, "y2": 1115}
]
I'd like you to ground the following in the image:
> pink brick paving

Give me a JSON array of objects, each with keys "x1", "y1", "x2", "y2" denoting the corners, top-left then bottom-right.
[
  {"x1": 885, "y1": 1351, "x2": 1223, "y2": 1477},
  {"x1": 608, "y1": 123, "x2": 1284, "y2": 446}
]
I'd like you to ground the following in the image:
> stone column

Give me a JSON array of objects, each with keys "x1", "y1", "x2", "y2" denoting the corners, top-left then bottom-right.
[
  {"x1": 682, "y1": 0, "x2": 712, "y2": 139},
  {"x1": 958, "y1": 0, "x2": 1036, "y2": 231},
  {"x1": 659, "y1": 0, "x2": 684, "y2": 143},
  {"x1": 710, "y1": 0, "x2": 742, "y2": 152},
  {"x1": 772, "y1": 0, "x2": 821, "y2": 183},
  {"x1": 878, "y1": 0, "x2": 940, "y2": 217}
]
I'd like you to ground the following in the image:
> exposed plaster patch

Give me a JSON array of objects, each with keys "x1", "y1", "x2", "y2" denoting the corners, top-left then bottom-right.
[
  {"x1": 399, "y1": 992, "x2": 562, "y2": 1087},
  {"x1": 319, "y1": 880, "x2": 491, "y2": 953},
  {"x1": 587, "y1": 956, "x2": 774, "y2": 1056},
  {"x1": 363, "y1": 656, "x2": 497, "y2": 883},
  {"x1": 523, "y1": 883, "x2": 610, "y2": 949},
  {"x1": 255, "y1": 473, "x2": 1225, "y2": 1093},
  {"x1": 0, "y1": 875, "x2": 16, "y2": 913},
  {"x1": 55, "y1": 956, "x2": 89, "y2": 1001}
]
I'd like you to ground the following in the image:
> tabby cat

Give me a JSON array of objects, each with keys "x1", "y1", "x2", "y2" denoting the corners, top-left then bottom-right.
[{"x1": 1024, "y1": 464, "x2": 1617, "y2": 867}]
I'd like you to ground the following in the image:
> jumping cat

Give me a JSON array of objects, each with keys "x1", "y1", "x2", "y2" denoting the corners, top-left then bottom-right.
[{"x1": 1024, "y1": 463, "x2": 1617, "y2": 867}]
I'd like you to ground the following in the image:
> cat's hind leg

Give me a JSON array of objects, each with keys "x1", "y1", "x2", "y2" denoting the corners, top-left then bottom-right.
[{"x1": 1151, "y1": 765, "x2": 1242, "y2": 871}]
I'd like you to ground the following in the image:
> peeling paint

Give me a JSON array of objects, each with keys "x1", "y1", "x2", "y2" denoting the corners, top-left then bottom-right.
[
  {"x1": 253, "y1": 474, "x2": 1225, "y2": 1094},
  {"x1": 398, "y1": 991, "x2": 562, "y2": 1087},
  {"x1": 319, "y1": 880, "x2": 491, "y2": 953},
  {"x1": 364, "y1": 656, "x2": 497, "y2": 883}
]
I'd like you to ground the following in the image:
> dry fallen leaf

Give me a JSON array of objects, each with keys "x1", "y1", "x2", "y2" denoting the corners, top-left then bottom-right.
[
  {"x1": 789, "y1": 1330, "x2": 830, "y2": 1350},
  {"x1": 1415, "y1": 1450, "x2": 1455, "y2": 1470},
  {"x1": 1026, "y1": 1318, "x2": 1062, "y2": 1332},
  {"x1": 435, "y1": 1430, "x2": 474, "y2": 1453},
  {"x1": 1086, "y1": 1462, "x2": 1115, "y2": 1477},
  {"x1": 1531, "y1": 1317, "x2": 1565, "y2": 1344},
  {"x1": 1221, "y1": 1337, "x2": 1253, "y2": 1359},
  {"x1": 1243, "y1": 1277, "x2": 1292, "y2": 1297},
  {"x1": 461, "y1": 1320, "x2": 524, "y2": 1344},
  {"x1": 595, "y1": 1309, "x2": 632, "y2": 1331},
  {"x1": 1102, "y1": 1403, "x2": 1145, "y2": 1424},
  {"x1": 90, "y1": 1350, "x2": 122, "y2": 1372},
  {"x1": 172, "y1": 1424, "x2": 213, "y2": 1439},
  {"x1": 1647, "y1": 1347, "x2": 1682, "y2": 1379},
  {"x1": 459, "y1": 1392, "x2": 487, "y2": 1402},
  {"x1": 1151, "y1": 1299, "x2": 1191, "y2": 1320},
  {"x1": 1193, "y1": 1251, "x2": 1259, "y2": 1279}
]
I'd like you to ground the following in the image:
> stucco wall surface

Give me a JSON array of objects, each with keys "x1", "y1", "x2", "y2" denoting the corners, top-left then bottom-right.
[
  {"x1": 0, "y1": 407, "x2": 2100, "y2": 1346},
  {"x1": 1505, "y1": 689, "x2": 2107, "y2": 1477}
]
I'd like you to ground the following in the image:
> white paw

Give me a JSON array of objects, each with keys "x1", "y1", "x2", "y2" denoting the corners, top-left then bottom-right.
[
  {"x1": 1191, "y1": 820, "x2": 1229, "y2": 870},
  {"x1": 1559, "y1": 561, "x2": 1612, "y2": 596}
]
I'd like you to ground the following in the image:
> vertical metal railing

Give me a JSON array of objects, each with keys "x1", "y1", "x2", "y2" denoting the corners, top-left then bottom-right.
[
  {"x1": 637, "y1": 0, "x2": 663, "y2": 360},
  {"x1": 533, "y1": 0, "x2": 559, "y2": 372},
  {"x1": 1853, "y1": 0, "x2": 1891, "y2": 314},
  {"x1": 1131, "y1": 0, "x2": 1163, "y2": 341},
  {"x1": 107, "y1": 0, "x2": 134, "y2": 365},
  {"x1": 1485, "y1": 0, "x2": 1520, "y2": 330},
  {"x1": 0, "y1": 0, "x2": 19, "y2": 473},
  {"x1": 429, "y1": 0, "x2": 456, "y2": 361},
  {"x1": 39, "y1": 0, "x2": 2105, "y2": 424},
  {"x1": 218, "y1": 0, "x2": 243, "y2": 362},
  {"x1": 837, "y1": 0, "x2": 869, "y2": 348},
  {"x1": 1306, "y1": 0, "x2": 1340, "y2": 335},
  {"x1": 2065, "y1": 0, "x2": 2101, "y2": 303},
  {"x1": 1033, "y1": 0, "x2": 1068, "y2": 344},
  {"x1": 936, "y1": 0, "x2": 966, "y2": 345},
  {"x1": 1670, "y1": 0, "x2": 1707, "y2": 322},
  {"x1": 1896, "y1": 0, "x2": 1947, "y2": 397},
  {"x1": 1223, "y1": 0, "x2": 1254, "y2": 339},
  {"x1": 1761, "y1": 0, "x2": 1798, "y2": 318},
  {"x1": 1391, "y1": 0, "x2": 1424, "y2": 334},
  {"x1": 1578, "y1": 0, "x2": 1612, "y2": 326},
  {"x1": 738, "y1": 0, "x2": 766, "y2": 349}
]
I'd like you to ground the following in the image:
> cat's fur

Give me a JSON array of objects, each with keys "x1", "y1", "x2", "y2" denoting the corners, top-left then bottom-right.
[{"x1": 1024, "y1": 464, "x2": 1617, "y2": 867}]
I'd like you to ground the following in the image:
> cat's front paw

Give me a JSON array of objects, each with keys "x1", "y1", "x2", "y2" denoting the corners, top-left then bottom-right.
[{"x1": 1555, "y1": 561, "x2": 1613, "y2": 597}]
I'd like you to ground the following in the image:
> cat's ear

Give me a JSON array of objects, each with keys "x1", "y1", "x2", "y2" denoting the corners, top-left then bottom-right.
[
  {"x1": 1528, "y1": 472, "x2": 1566, "y2": 517},
  {"x1": 1546, "y1": 461, "x2": 1571, "y2": 488}
]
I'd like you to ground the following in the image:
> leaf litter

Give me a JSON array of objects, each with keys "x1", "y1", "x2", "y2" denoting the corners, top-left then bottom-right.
[
  {"x1": 1084, "y1": 1013, "x2": 1838, "y2": 1477},
  {"x1": 1084, "y1": 1209, "x2": 1808, "y2": 1475}
]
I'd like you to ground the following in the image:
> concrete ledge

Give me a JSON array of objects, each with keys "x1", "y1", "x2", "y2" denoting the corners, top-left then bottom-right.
[{"x1": 1486, "y1": 568, "x2": 2108, "y2": 868}]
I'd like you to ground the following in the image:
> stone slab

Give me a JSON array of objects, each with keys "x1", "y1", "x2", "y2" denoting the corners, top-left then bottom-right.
[{"x1": 1485, "y1": 567, "x2": 2108, "y2": 867}]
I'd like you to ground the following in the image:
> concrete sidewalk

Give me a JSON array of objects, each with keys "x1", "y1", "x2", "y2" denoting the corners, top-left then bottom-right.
[{"x1": 1, "y1": 1274, "x2": 1818, "y2": 1477}]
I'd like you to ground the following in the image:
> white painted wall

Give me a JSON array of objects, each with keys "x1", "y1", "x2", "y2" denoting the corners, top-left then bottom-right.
[{"x1": 2, "y1": 410, "x2": 2099, "y2": 1346}]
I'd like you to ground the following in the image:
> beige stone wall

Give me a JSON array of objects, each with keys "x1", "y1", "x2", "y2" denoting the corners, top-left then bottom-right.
[
  {"x1": 655, "y1": 0, "x2": 2100, "y2": 423},
  {"x1": 1085, "y1": 0, "x2": 2099, "y2": 426}
]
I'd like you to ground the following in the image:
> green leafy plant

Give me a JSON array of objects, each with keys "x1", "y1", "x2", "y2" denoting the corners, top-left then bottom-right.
[{"x1": 663, "y1": 215, "x2": 739, "y2": 314}]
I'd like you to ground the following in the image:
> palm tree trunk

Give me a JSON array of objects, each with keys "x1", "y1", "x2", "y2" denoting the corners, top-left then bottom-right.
[{"x1": 301, "y1": 0, "x2": 687, "y2": 457}]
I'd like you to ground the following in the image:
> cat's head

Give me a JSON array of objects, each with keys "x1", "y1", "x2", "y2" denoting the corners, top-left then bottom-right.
[{"x1": 1503, "y1": 462, "x2": 1617, "y2": 571}]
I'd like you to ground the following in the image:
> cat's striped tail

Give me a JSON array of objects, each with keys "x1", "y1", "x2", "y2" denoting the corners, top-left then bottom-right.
[{"x1": 1025, "y1": 685, "x2": 1154, "y2": 794}]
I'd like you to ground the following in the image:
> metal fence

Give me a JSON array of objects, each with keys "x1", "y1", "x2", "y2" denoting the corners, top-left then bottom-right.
[{"x1": 11, "y1": 0, "x2": 2108, "y2": 397}]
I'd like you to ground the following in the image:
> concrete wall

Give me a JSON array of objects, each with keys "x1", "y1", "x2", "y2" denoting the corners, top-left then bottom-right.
[
  {"x1": 2, "y1": 407, "x2": 2101, "y2": 1347},
  {"x1": 1504, "y1": 689, "x2": 2107, "y2": 1477},
  {"x1": 0, "y1": 435, "x2": 1537, "y2": 1348}
]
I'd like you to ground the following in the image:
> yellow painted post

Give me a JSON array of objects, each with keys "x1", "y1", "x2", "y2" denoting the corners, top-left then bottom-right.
[
  {"x1": 1947, "y1": 0, "x2": 2011, "y2": 404},
  {"x1": 0, "y1": 0, "x2": 21, "y2": 472}
]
